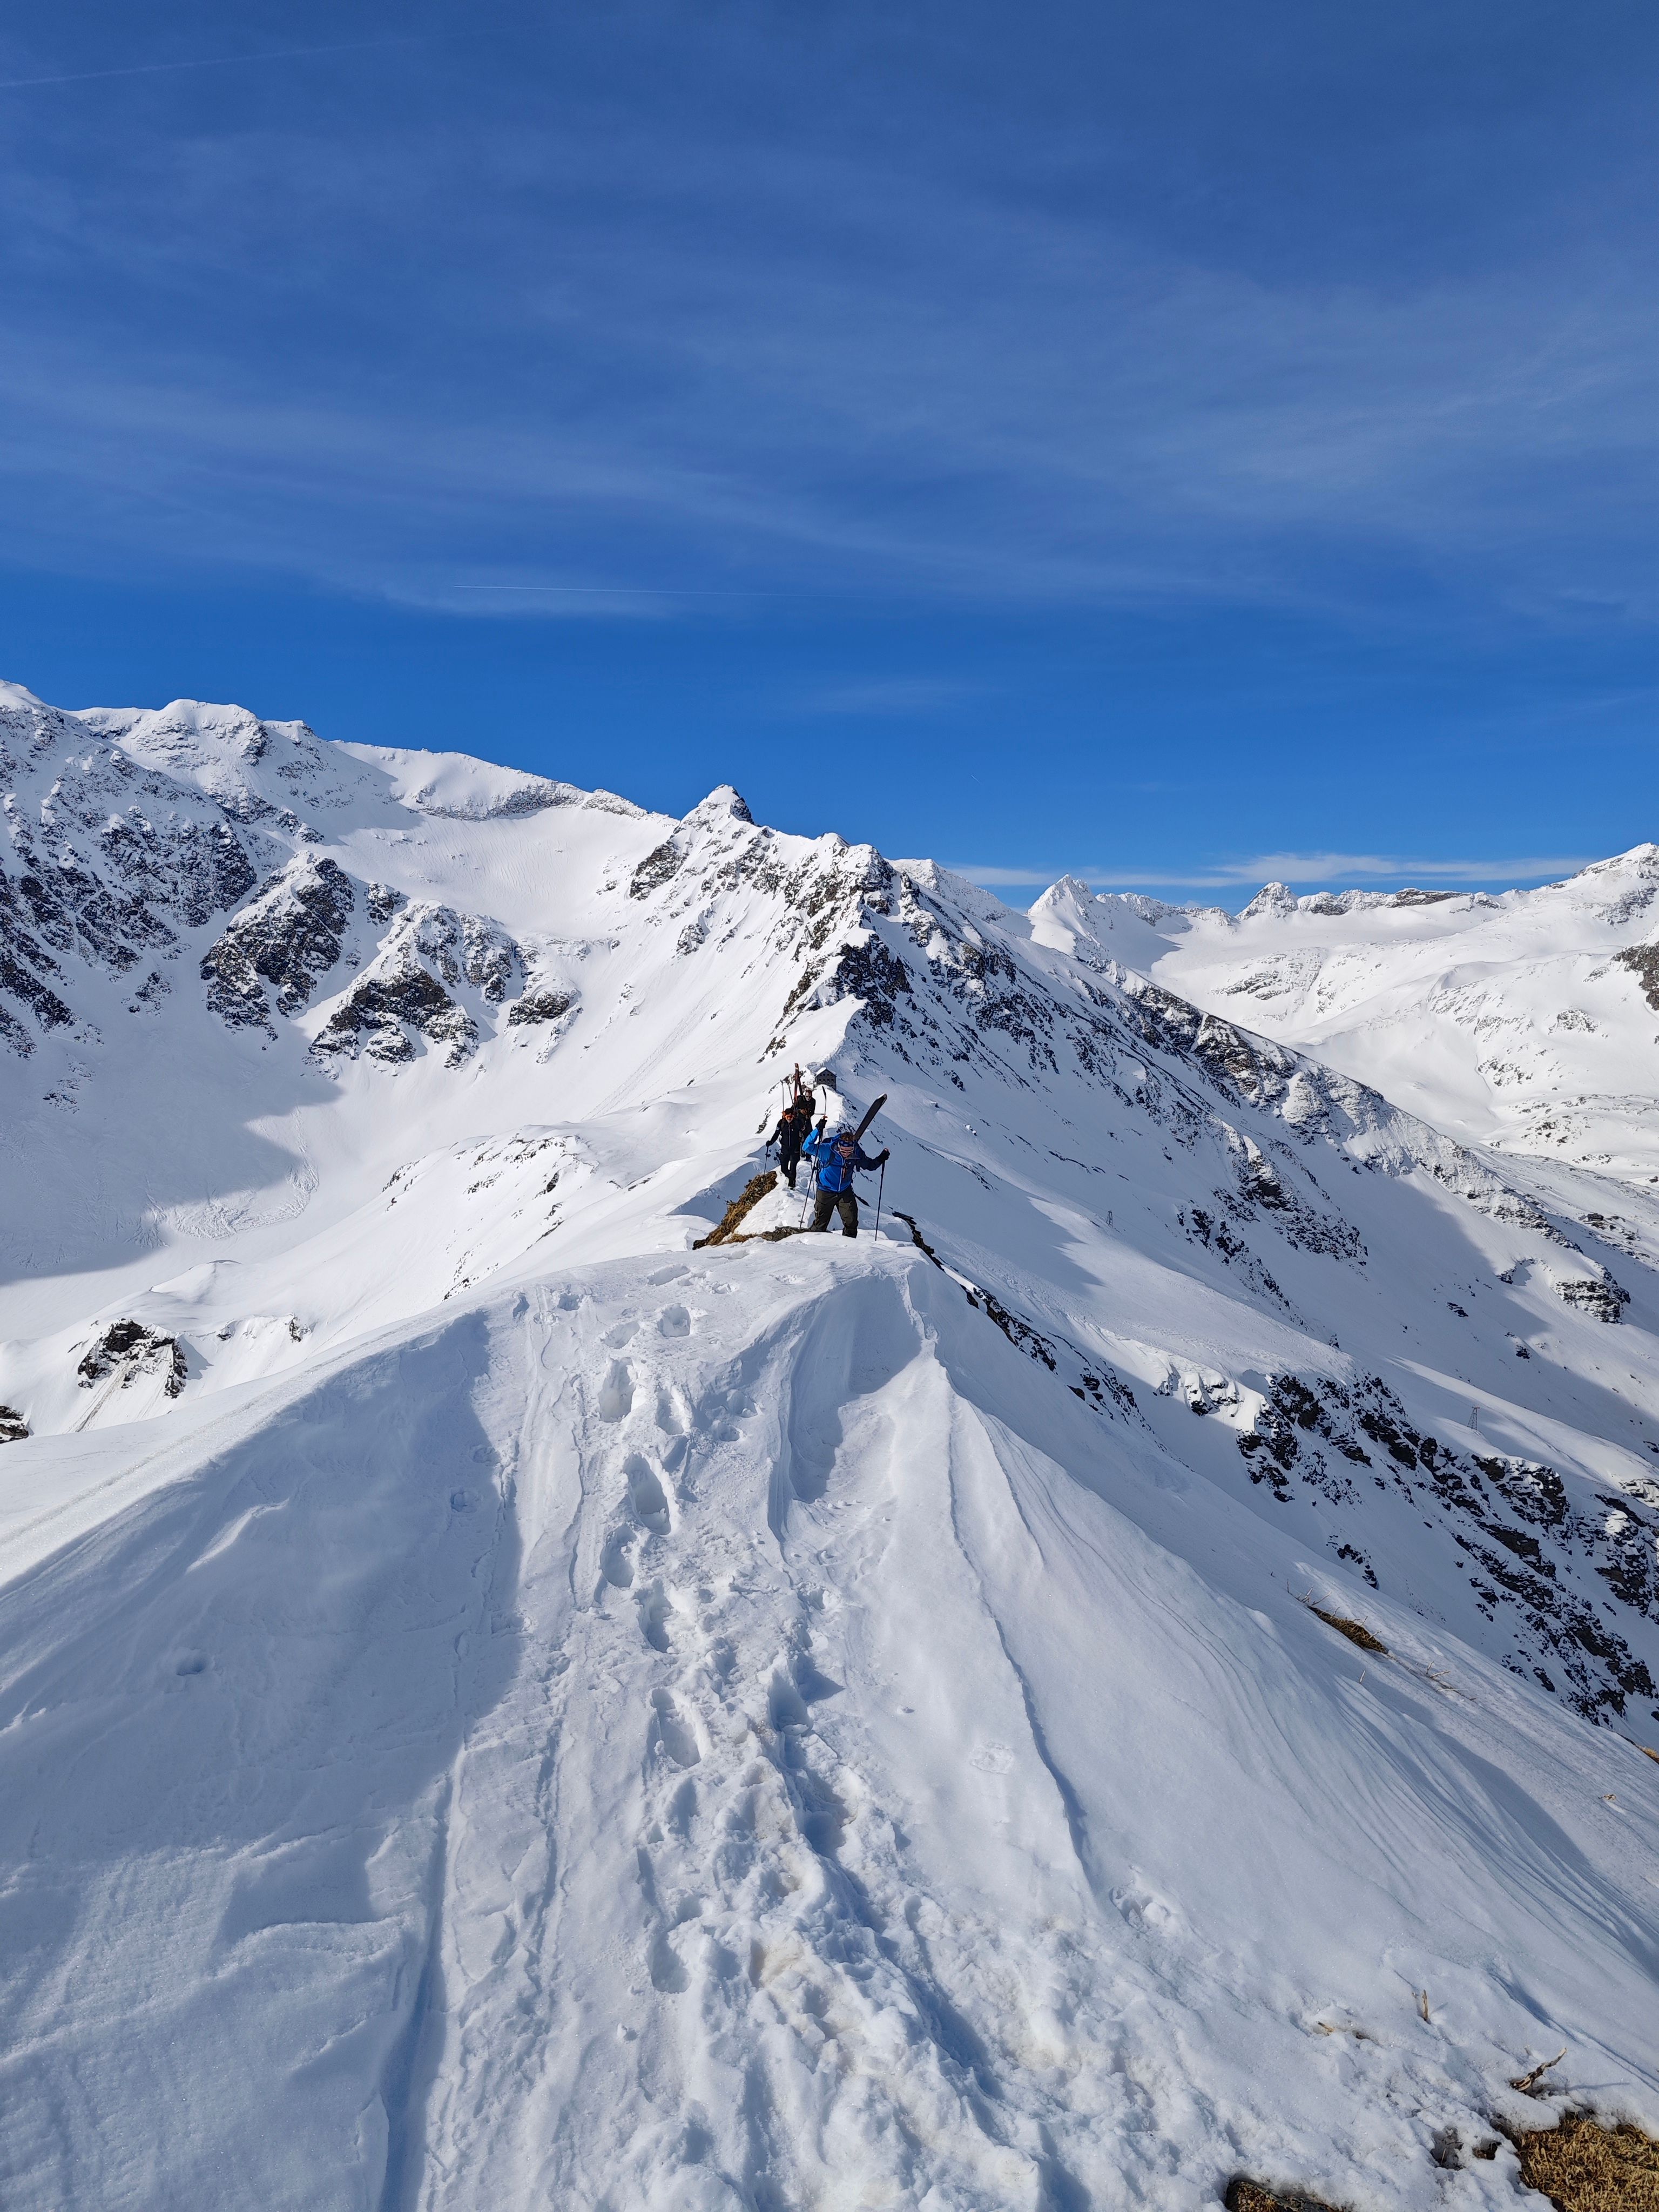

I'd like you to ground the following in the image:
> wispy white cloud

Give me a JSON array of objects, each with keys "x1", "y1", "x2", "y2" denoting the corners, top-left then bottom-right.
[
  {"x1": 0, "y1": 37, "x2": 416, "y2": 95},
  {"x1": 952, "y1": 853, "x2": 1595, "y2": 891},
  {"x1": 790, "y1": 678, "x2": 983, "y2": 716},
  {"x1": 0, "y1": 77, "x2": 1649, "y2": 626}
]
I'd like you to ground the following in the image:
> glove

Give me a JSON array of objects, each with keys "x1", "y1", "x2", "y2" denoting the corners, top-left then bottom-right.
[{"x1": 876, "y1": 1148, "x2": 891, "y2": 1165}]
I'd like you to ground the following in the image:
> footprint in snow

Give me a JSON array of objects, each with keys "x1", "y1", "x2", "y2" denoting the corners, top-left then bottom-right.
[
  {"x1": 597, "y1": 1360, "x2": 633, "y2": 1420},
  {"x1": 637, "y1": 1580, "x2": 671, "y2": 1652},
  {"x1": 664, "y1": 1775, "x2": 697, "y2": 1843},
  {"x1": 649, "y1": 1929, "x2": 690, "y2": 1994},
  {"x1": 651, "y1": 1688, "x2": 700, "y2": 1769},
  {"x1": 969, "y1": 1742, "x2": 1015, "y2": 1775},
  {"x1": 658, "y1": 1304, "x2": 691, "y2": 1337},
  {"x1": 648, "y1": 1900, "x2": 706, "y2": 1995},
  {"x1": 625, "y1": 1452, "x2": 670, "y2": 1531},
  {"x1": 795, "y1": 1772, "x2": 849, "y2": 1858}
]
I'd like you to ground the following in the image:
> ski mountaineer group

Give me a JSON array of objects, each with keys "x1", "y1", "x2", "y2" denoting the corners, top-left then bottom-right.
[{"x1": 768, "y1": 1067, "x2": 891, "y2": 1238}]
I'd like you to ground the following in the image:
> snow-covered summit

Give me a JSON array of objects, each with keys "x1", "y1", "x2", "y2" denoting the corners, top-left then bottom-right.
[
  {"x1": 1, "y1": 685, "x2": 1656, "y2": 2209},
  {"x1": 682, "y1": 781, "x2": 754, "y2": 826}
]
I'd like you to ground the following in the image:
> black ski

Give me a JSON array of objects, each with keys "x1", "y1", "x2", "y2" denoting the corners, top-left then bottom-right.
[{"x1": 851, "y1": 1092, "x2": 887, "y2": 1145}]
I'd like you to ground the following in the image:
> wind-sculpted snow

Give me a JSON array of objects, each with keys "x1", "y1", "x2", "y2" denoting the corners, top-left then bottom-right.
[
  {"x1": 2, "y1": 1253, "x2": 1655, "y2": 2211},
  {"x1": 0, "y1": 683, "x2": 1656, "y2": 2208}
]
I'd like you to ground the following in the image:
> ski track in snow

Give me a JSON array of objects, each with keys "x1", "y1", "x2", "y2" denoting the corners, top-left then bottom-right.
[{"x1": 0, "y1": 680, "x2": 1656, "y2": 2209}]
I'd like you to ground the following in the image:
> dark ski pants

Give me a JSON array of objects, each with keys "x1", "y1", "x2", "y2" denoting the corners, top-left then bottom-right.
[
  {"x1": 779, "y1": 1129, "x2": 805, "y2": 1188},
  {"x1": 812, "y1": 1188, "x2": 859, "y2": 1237}
]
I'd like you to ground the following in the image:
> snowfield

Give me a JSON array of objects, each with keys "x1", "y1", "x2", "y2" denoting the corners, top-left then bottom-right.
[
  {"x1": 1033, "y1": 857, "x2": 1659, "y2": 1181},
  {"x1": 0, "y1": 680, "x2": 1655, "y2": 2210}
]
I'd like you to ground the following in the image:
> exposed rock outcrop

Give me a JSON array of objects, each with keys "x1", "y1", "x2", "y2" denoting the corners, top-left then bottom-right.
[
  {"x1": 1238, "y1": 1367, "x2": 1658, "y2": 1721},
  {"x1": 0, "y1": 687, "x2": 260, "y2": 1050},
  {"x1": 312, "y1": 904, "x2": 518, "y2": 1069},
  {"x1": 1615, "y1": 940, "x2": 1659, "y2": 1013},
  {"x1": 76, "y1": 1321, "x2": 187, "y2": 1399},
  {"x1": 314, "y1": 968, "x2": 474, "y2": 1065},
  {"x1": 200, "y1": 855, "x2": 356, "y2": 1033},
  {"x1": 506, "y1": 989, "x2": 575, "y2": 1026}
]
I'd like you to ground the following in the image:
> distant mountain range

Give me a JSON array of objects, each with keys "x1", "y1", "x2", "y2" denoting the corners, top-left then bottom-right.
[{"x1": 1032, "y1": 847, "x2": 1659, "y2": 1178}]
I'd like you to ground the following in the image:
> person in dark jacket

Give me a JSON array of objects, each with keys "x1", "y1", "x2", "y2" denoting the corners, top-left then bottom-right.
[
  {"x1": 801, "y1": 1124, "x2": 889, "y2": 1236},
  {"x1": 771, "y1": 1085, "x2": 817, "y2": 1188}
]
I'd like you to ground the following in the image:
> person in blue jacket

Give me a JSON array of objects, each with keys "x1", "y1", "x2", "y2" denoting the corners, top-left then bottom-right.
[{"x1": 801, "y1": 1123, "x2": 889, "y2": 1237}]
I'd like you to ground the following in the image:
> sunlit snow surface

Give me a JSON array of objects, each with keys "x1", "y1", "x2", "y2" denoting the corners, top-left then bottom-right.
[
  {"x1": 1, "y1": 682, "x2": 1655, "y2": 2210},
  {"x1": 1037, "y1": 855, "x2": 1659, "y2": 1179}
]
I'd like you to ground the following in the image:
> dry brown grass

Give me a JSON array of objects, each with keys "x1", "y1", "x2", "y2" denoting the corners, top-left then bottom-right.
[
  {"x1": 692, "y1": 1171, "x2": 778, "y2": 1247},
  {"x1": 1228, "y1": 2113, "x2": 1659, "y2": 2209},
  {"x1": 1503, "y1": 2112, "x2": 1659, "y2": 2211},
  {"x1": 1308, "y1": 1604, "x2": 1388, "y2": 1654},
  {"x1": 1225, "y1": 2181, "x2": 1342, "y2": 2212}
]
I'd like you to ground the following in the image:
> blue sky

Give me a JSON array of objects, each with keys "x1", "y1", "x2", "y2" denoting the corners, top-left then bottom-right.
[{"x1": 1, "y1": 1, "x2": 1653, "y2": 903}]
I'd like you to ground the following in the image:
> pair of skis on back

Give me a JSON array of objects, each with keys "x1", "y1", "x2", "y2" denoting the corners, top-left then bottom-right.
[{"x1": 847, "y1": 1091, "x2": 886, "y2": 1146}]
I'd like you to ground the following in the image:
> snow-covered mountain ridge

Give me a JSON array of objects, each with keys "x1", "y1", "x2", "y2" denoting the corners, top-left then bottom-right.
[
  {"x1": 1030, "y1": 853, "x2": 1659, "y2": 1182},
  {"x1": 1, "y1": 679, "x2": 1655, "y2": 2210}
]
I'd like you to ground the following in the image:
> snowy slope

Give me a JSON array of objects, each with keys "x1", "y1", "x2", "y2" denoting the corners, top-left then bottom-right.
[
  {"x1": 1030, "y1": 853, "x2": 1659, "y2": 1181},
  {"x1": 1, "y1": 679, "x2": 1656, "y2": 2211}
]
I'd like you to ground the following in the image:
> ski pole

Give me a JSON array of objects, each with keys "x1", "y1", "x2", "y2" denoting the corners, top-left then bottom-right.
[{"x1": 874, "y1": 1158, "x2": 886, "y2": 1242}]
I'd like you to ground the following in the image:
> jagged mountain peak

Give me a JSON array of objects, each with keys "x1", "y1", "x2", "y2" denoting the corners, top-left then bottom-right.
[
  {"x1": 1039, "y1": 869, "x2": 1097, "y2": 902},
  {"x1": 682, "y1": 781, "x2": 754, "y2": 826},
  {"x1": 1568, "y1": 838, "x2": 1659, "y2": 885},
  {"x1": 1239, "y1": 877, "x2": 1299, "y2": 920}
]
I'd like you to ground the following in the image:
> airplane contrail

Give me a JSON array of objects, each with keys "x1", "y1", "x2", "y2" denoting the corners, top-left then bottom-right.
[{"x1": 0, "y1": 38, "x2": 419, "y2": 93}]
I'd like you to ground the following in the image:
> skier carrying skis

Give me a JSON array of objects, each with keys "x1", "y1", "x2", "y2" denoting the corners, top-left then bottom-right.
[
  {"x1": 801, "y1": 1123, "x2": 889, "y2": 1238},
  {"x1": 771, "y1": 1080, "x2": 817, "y2": 1189}
]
